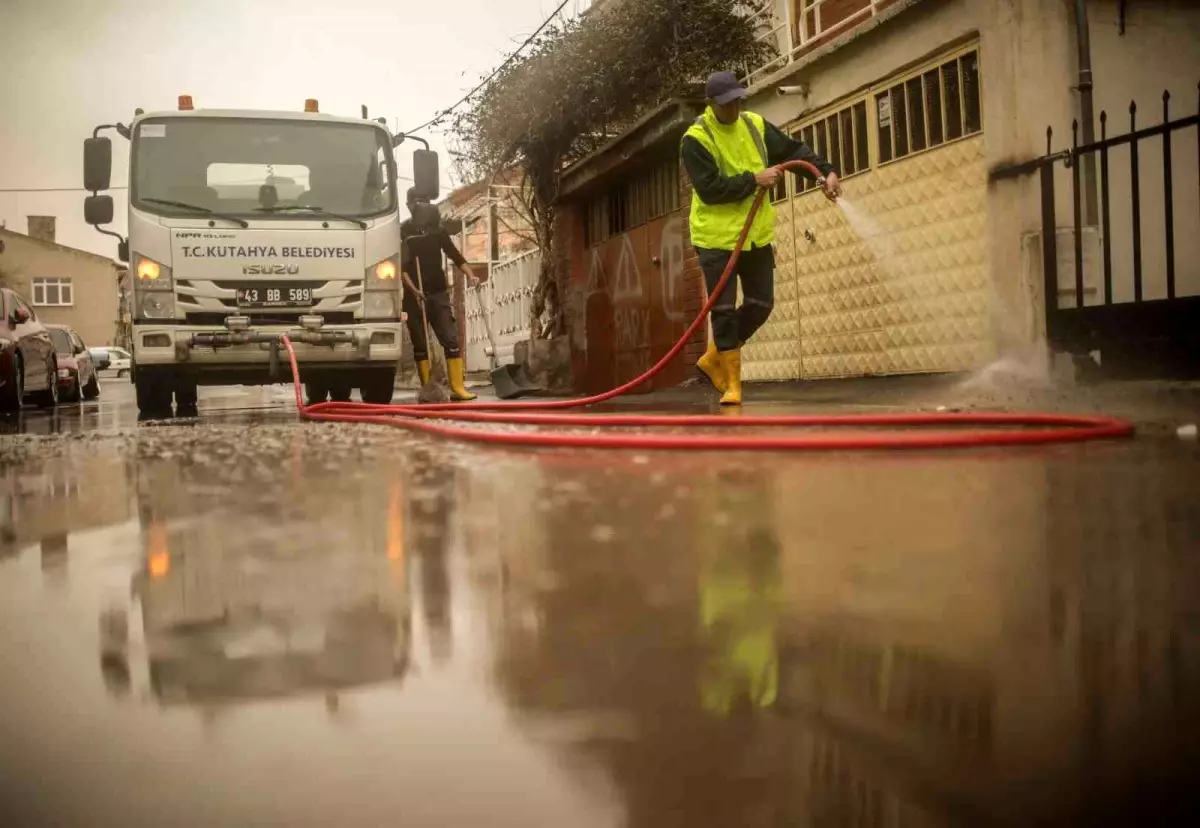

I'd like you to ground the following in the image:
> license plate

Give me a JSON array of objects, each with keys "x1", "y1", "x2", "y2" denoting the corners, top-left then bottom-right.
[{"x1": 235, "y1": 284, "x2": 313, "y2": 308}]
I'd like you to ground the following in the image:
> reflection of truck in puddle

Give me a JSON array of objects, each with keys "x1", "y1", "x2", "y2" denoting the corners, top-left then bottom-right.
[{"x1": 101, "y1": 460, "x2": 410, "y2": 707}]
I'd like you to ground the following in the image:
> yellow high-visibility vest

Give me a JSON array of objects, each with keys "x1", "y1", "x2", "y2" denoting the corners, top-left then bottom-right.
[{"x1": 685, "y1": 107, "x2": 775, "y2": 251}]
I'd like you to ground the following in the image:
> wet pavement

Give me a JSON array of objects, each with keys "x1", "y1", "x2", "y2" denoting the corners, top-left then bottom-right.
[{"x1": 2, "y1": 381, "x2": 1200, "y2": 826}]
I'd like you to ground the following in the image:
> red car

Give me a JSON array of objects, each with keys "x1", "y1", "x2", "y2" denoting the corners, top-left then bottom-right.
[
  {"x1": 48, "y1": 324, "x2": 101, "y2": 403},
  {"x1": 0, "y1": 287, "x2": 60, "y2": 412}
]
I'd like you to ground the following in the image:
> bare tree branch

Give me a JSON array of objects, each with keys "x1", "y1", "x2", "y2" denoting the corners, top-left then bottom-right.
[{"x1": 449, "y1": 0, "x2": 773, "y2": 337}]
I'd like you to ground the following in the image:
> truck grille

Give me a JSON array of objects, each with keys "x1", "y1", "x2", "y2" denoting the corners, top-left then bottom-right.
[{"x1": 184, "y1": 312, "x2": 359, "y2": 326}]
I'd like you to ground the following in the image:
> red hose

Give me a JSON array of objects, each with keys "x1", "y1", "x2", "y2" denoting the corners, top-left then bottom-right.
[{"x1": 282, "y1": 160, "x2": 1134, "y2": 451}]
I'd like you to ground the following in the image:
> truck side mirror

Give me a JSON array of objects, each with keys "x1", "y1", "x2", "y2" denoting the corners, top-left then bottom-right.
[
  {"x1": 412, "y1": 149, "x2": 440, "y2": 201},
  {"x1": 85, "y1": 194, "x2": 114, "y2": 226},
  {"x1": 84, "y1": 137, "x2": 113, "y2": 192}
]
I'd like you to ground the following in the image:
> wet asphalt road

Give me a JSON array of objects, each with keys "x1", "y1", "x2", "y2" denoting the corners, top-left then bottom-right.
[{"x1": 2, "y1": 378, "x2": 1199, "y2": 827}]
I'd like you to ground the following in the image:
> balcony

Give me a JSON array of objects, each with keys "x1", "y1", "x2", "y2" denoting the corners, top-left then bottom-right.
[{"x1": 744, "y1": 0, "x2": 908, "y2": 87}]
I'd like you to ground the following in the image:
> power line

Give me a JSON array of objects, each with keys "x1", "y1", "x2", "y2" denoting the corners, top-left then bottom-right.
[{"x1": 401, "y1": 0, "x2": 572, "y2": 136}]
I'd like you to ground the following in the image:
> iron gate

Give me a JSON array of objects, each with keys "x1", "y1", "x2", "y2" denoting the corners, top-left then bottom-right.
[{"x1": 1040, "y1": 84, "x2": 1200, "y2": 378}]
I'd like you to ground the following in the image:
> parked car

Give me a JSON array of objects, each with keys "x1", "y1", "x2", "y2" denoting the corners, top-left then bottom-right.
[
  {"x1": 0, "y1": 288, "x2": 60, "y2": 412},
  {"x1": 95, "y1": 346, "x2": 131, "y2": 377},
  {"x1": 48, "y1": 325, "x2": 100, "y2": 403},
  {"x1": 88, "y1": 347, "x2": 111, "y2": 371}
]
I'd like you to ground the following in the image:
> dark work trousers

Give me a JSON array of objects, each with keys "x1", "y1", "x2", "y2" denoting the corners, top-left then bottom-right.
[
  {"x1": 403, "y1": 289, "x2": 461, "y2": 360},
  {"x1": 696, "y1": 244, "x2": 775, "y2": 352}
]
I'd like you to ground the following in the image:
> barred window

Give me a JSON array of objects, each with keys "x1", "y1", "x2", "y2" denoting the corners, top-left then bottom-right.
[
  {"x1": 877, "y1": 49, "x2": 982, "y2": 165},
  {"x1": 584, "y1": 156, "x2": 681, "y2": 248},
  {"x1": 795, "y1": 100, "x2": 870, "y2": 194}
]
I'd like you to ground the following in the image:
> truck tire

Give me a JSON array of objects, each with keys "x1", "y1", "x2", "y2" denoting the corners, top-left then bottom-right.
[
  {"x1": 135, "y1": 370, "x2": 172, "y2": 418},
  {"x1": 360, "y1": 369, "x2": 396, "y2": 405},
  {"x1": 305, "y1": 382, "x2": 330, "y2": 406},
  {"x1": 175, "y1": 379, "x2": 199, "y2": 418},
  {"x1": 329, "y1": 382, "x2": 353, "y2": 403}
]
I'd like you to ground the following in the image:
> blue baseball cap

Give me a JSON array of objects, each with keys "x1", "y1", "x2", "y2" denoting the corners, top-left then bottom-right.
[{"x1": 705, "y1": 71, "x2": 748, "y2": 105}]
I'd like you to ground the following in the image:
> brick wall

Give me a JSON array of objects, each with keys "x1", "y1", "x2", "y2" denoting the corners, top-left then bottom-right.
[{"x1": 555, "y1": 154, "x2": 712, "y2": 395}]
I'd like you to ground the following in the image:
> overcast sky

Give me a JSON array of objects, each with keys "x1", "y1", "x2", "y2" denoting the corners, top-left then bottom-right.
[{"x1": 0, "y1": 0, "x2": 586, "y2": 258}]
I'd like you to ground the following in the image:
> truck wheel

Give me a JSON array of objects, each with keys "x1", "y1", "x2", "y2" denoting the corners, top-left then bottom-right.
[
  {"x1": 329, "y1": 383, "x2": 353, "y2": 403},
  {"x1": 360, "y1": 369, "x2": 396, "y2": 405},
  {"x1": 305, "y1": 382, "x2": 330, "y2": 406},
  {"x1": 135, "y1": 371, "x2": 172, "y2": 419},
  {"x1": 175, "y1": 379, "x2": 199, "y2": 418}
]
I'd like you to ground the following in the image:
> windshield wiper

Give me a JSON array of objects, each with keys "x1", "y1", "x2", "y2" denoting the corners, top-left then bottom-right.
[
  {"x1": 141, "y1": 198, "x2": 250, "y2": 228},
  {"x1": 255, "y1": 205, "x2": 368, "y2": 229}
]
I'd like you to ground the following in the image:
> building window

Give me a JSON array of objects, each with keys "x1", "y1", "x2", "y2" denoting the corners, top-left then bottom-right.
[
  {"x1": 877, "y1": 49, "x2": 982, "y2": 165},
  {"x1": 584, "y1": 155, "x2": 681, "y2": 248},
  {"x1": 794, "y1": 100, "x2": 871, "y2": 194},
  {"x1": 32, "y1": 277, "x2": 73, "y2": 307}
]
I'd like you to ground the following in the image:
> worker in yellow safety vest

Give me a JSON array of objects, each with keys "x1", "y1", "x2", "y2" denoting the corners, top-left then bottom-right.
[{"x1": 682, "y1": 71, "x2": 841, "y2": 405}]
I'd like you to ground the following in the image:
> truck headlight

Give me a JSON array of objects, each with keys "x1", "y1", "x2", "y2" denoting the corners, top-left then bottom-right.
[
  {"x1": 364, "y1": 291, "x2": 396, "y2": 319},
  {"x1": 366, "y1": 257, "x2": 399, "y2": 291},
  {"x1": 134, "y1": 255, "x2": 173, "y2": 291},
  {"x1": 139, "y1": 292, "x2": 176, "y2": 319}
]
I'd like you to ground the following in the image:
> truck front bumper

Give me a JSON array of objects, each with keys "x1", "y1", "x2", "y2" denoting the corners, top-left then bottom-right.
[{"x1": 132, "y1": 322, "x2": 402, "y2": 382}]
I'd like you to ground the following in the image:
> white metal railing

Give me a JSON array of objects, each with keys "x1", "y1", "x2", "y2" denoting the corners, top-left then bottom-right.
[
  {"x1": 465, "y1": 248, "x2": 541, "y2": 371},
  {"x1": 745, "y1": 0, "x2": 887, "y2": 85}
]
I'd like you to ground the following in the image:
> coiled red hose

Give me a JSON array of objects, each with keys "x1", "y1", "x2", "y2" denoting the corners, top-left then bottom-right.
[{"x1": 282, "y1": 160, "x2": 1134, "y2": 451}]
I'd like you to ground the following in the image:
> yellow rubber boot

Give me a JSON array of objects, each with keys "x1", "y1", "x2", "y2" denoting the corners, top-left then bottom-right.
[
  {"x1": 447, "y1": 357, "x2": 477, "y2": 402},
  {"x1": 696, "y1": 341, "x2": 726, "y2": 393},
  {"x1": 416, "y1": 359, "x2": 432, "y2": 386},
  {"x1": 719, "y1": 350, "x2": 742, "y2": 406}
]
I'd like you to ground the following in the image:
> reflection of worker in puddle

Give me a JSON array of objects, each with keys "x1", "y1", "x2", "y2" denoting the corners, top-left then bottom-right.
[
  {"x1": 406, "y1": 448, "x2": 455, "y2": 664},
  {"x1": 699, "y1": 479, "x2": 782, "y2": 716}
]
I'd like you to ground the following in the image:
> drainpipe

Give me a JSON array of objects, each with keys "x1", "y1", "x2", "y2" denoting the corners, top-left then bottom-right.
[{"x1": 1075, "y1": 0, "x2": 1099, "y2": 225}]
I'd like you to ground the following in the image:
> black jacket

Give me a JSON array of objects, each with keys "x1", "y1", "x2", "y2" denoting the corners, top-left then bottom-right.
[
  {"x1": 681, "y1": 118, "x2": 835, "y2": 205},
  {"x1": 401, "y1": 220, "x2": 467, "y2": 295}
]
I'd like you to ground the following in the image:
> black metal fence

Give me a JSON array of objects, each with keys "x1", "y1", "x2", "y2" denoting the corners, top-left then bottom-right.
[{"x1": 1040, "y1": 84, "x2": 1200, "y2": 378}]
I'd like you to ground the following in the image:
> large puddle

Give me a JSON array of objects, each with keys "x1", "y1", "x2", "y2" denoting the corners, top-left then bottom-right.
[{"x1": 2, "y1": 430, "x2": 1198, "y2": 826}]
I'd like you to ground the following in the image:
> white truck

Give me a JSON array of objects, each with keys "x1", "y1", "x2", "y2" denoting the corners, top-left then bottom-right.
[{"x1": 83, "y1": 96, "x2": 440, "y2": 417}]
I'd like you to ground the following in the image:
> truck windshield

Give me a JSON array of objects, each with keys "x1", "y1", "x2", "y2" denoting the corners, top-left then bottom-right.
[{"x1": 131, "y1": 117, "x2": 396, "y2": 220}]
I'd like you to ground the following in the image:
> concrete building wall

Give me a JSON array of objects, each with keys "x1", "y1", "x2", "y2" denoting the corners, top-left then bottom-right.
[
  {"x1": 747, "y1": 0, "x2": 1197, "y2": 366},
  {"x1": 0, "y1": 224, "x2": 120, "y2": 349},
  {"x1": 742, "y1": 0, "x2": 1083, "y2": 372}
]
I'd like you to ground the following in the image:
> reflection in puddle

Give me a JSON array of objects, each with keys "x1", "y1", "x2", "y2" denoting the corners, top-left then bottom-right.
[{"x1": 0, "y1": 437, "x2": 1197, "y2": 825}]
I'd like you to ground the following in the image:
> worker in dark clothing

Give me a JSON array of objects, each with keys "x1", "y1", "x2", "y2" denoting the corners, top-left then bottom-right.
[
  {"x1": 400, "y1": 188, "x2": 478, "y2": 401},
  {"x1": 681, "y1": 71, "x2": 841, "y2": 405}
]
